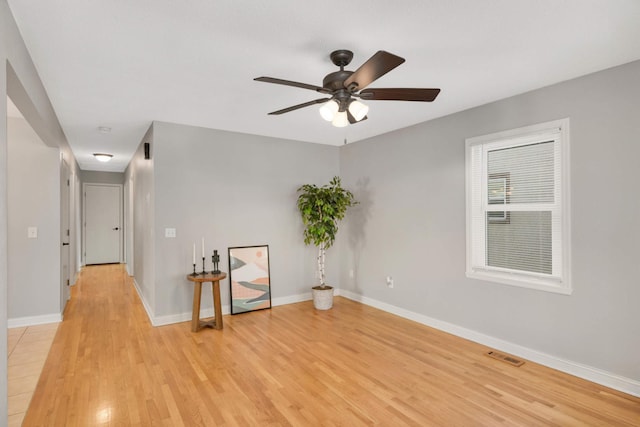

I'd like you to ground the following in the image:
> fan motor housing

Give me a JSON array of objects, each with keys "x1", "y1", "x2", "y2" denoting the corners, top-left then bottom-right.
[
  {"x1": 323, "y1": 70, "x2": 354, "y2": 91},
  {"x1": 330, "y1": 50, "x2": 353, "y2": 67}
]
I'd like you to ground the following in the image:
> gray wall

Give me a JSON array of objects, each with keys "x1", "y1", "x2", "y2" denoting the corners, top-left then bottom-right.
[
  {"x1": 80, "y1": 170, "x2": 125, "y2": 185},
  {"x1": 7, "y1": 117, "x2": 60, "y2": 320},
  {"x1": 339, "y1": 60, "x2": 640, "y2": 382},
  {"x1": 125, "y1": 125, "x2": 155, "y2": 314},
  {"x1": 1, "y1": 0, "x2": 81, "y2": 420},
  {"x1": 150, "y1": 121, "x2": 339, "y2": 318}
]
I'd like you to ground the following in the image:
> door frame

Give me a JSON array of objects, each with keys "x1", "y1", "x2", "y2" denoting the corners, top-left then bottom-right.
[
  {"x1": 73, "y1": 173, "x2": 81, "y2": 282},
  {"x1": 60, "y1": 159, "x2": 71, "y2": 313},
  {"x1": 82, "y1": 183, "x2": 123, "y2": 265},
  {"x1": 124, "y1": 177, "x2": 134, "y2": 275}
]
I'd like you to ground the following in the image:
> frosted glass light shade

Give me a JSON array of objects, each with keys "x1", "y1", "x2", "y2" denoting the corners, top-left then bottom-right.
[
  {"x1": 93, "y1": 153, "x2": 113, "y2": 162},
  {"x1": 348, "y1": 100, "x2": 369, "y2": 121},
  {"x1": 332, "y1": 111, "x2": 349, "y2": 128},
  {"x1": 319, "y1": 100, "x2": 339, "y2": 121}
]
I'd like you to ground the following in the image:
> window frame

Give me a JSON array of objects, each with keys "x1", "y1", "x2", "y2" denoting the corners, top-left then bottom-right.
[{"x1": 465, "y1": 119, "x2": 572, "y2": 295}]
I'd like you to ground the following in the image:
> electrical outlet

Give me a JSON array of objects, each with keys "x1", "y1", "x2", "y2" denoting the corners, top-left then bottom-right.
[
  {"x1": 386, "y1": 276, "x2": 394, "y2": 288},
  {"x1": 27, "y1": 226, "x2": 38, "y2": 238},
  {"x1": 164, "y1": 228, "x2": 176, "y2": 238}
]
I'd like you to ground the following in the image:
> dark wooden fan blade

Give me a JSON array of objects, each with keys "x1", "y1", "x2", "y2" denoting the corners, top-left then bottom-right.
[
  {"x1": 255, "y1": 77, "x2": 331, "y2": 94},
  {"x1": 267, "y1": 98, "x2": 330, "y2": 115},
  {"x1": 347, "y1": 110, "x2": 368, "y2": 124},
  {"x1": 359, "y1": 88, "x2": 441, "y2": 102},
  {"x1": 343, "y1": 51, "x2": 405, "y2": 91}
]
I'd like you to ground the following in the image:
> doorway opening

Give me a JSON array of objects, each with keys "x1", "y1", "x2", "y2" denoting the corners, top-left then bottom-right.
[{"x1": 83, "y1": 183, "x2": 123, "y2": 265}]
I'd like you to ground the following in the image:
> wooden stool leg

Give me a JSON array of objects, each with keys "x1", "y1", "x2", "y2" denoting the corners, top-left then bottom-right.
[
  {"x1": 191, "y1": 282, "x2": 203, "y2": 332},
  {"x1": 213, "y1": 280, "x2": 223, "y2": 329}
]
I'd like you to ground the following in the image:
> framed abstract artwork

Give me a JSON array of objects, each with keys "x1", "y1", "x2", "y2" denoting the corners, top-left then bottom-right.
[{"x1": 228, "y1": 245, "x2": 272, "y2": 314}]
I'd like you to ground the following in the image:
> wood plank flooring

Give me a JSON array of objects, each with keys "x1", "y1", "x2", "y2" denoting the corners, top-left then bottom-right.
[{"x1": 23, "y1": 264, "x2": 640, "y2": 426}]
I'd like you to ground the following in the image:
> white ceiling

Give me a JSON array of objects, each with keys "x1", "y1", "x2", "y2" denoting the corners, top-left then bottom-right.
[{"x1": 7, "y1": 0, "x2": 640, "y2": 172}]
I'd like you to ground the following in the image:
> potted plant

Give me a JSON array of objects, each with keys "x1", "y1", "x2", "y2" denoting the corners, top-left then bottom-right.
[{"x1": 297, "y1": 176, "x2": 357, "y2": 310}]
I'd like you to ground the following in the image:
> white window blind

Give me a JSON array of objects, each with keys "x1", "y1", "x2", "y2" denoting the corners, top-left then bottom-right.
[{"x1": 466, "y1": 119, "x2": 571, "y2": 294}]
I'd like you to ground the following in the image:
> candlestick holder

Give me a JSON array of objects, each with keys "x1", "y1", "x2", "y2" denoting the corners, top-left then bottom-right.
[
  {"x1": 211, "y1": 249, "x2": 221, "y2": 275},
  {"x1": 201, "y1": 257, "x2": 206, "y2": 275},
  {"x1": 191, "y1": 263, "x2": 197, "y2": 276}
]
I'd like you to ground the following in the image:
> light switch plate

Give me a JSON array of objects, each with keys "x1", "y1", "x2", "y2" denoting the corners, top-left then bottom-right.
[
  {"x1": 28, "y1": 226, "x2": 38, "y2": 238},
  {"x1": 165, "y1": 228, "x2": 176, "y2": 238}
]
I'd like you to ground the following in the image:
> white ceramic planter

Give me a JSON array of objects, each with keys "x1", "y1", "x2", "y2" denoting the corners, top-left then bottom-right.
[{"x1": 312, "y1": 286, "x2": 334, "y2": 310}]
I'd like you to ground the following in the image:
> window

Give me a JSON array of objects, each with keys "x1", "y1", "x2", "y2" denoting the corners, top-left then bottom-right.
[
  {"x1": 466, "y1": 119, "x2": 571, "y2": 294},
  {"x1": 487, "y1": 172, "x2": 510, "y2": 224}
]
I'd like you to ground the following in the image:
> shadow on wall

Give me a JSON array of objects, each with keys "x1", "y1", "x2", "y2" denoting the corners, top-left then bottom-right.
[{"x1": 347, "y1": 177, "x2": 372, "y2": 294}]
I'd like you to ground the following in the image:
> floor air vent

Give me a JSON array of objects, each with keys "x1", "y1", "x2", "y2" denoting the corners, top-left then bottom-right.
[{"x1": 485, "y1": 350, "x2": 524, "y2": 367}]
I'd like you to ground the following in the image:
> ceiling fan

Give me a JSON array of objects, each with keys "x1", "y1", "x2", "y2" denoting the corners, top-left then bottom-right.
[{"x1": 254, "y1": 49, "x2": 440, "y2": 127}]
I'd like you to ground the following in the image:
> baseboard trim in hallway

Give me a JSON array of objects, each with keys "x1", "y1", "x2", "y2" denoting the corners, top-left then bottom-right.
[{"x1": 8, "y1": 313, "x2": 62, "y2": 329}]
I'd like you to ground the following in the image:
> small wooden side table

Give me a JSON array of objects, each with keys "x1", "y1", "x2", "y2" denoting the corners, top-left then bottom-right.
[{"x1": 186, "y1": 272, "x2": 226, "y2": 332}]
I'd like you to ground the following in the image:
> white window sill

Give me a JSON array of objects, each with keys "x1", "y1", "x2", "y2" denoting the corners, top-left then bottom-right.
[{"x1": 466, "y1": 269, "x2": 572, "y2": 295}]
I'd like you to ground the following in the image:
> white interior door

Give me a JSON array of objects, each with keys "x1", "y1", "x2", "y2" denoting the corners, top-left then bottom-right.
[
  {"x1": 61, "y1": 160, "x2": 71, "y2": 311},
  {"x1": 84, "y1": 184, "x2": 122, "y2": 264}
]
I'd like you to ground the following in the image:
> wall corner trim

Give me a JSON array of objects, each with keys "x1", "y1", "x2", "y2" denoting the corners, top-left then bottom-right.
[{"x1": 132, "y1": 278, "x2": 155, "y2": 323}]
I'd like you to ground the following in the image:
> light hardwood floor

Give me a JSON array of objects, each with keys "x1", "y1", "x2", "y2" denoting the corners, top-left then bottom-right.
[{"x1": 23, "y1": 264, "x2": 640, "y2": 426}]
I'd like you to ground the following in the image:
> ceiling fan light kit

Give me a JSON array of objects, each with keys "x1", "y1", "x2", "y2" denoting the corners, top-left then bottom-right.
[
  {"x1": 332, "y1": 111, "x2": 349, "y2": 128},
  {"x1": 348, "y1": 100, "x2": 369, "y2": 121},
  {"x1": 319, "y1": 99, "x2": 368, "y2": 126},
  {"x1": 255, "y1": 49, "x2": 440, "y2": 127},
  {"x1": 319, "y1": 100, "x2": 339, "y2": 121}
]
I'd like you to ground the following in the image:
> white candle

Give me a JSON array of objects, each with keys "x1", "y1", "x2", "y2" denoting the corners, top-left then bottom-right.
[
  {"x1": 201, "y1": 238, "x2": 205, "y2": 259},
  {"x1": 192, "y1": 244, "x2": 196, "y2": 264}
]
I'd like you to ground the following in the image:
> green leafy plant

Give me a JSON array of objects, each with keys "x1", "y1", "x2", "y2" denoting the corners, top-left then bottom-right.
[{"x1": 297, "y1": 176, "x2": 357, "y2": 289}]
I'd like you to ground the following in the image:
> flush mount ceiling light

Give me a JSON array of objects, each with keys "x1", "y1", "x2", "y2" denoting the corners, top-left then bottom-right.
[
  {"x1": 93, "y1": 153, "x2": 113, "y2": 162},
  {"x1": 255, "y1": 49, "x2": 440, "y2": 127}
]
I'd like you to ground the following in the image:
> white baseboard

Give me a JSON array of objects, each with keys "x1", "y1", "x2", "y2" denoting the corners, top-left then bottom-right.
[
  {"x1": 8, "y1": 313, "x2": 62, "y2": 328},
  {"x1": 272, "y1": 292, "x2": 312, "y2": 306},
  {"x1": 151, "y1": 292, "x2": 313, "y2": 327},
  {"x1": 339, "y1": 289, "x2": 640, "y2": 398},
  {"x1": 132, "y1": 278, "x2": 156, "y2": 324},
  {"x1": 153, "y1": 306, "x2": 226, "y2": 327}
]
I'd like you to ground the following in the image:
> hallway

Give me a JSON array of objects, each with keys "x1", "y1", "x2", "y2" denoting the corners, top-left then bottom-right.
[
  {"x1": 22, "y1": 265, "x2": 640, "y2": 426},
  {"x1": 23, "y1": 264, "x2": 153, "y2": 425}
]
